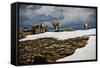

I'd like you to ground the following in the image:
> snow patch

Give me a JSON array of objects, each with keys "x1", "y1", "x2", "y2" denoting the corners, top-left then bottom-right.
[
  {"x1": 19, "y1": 29, "x2": 96, "y2": 41},
  {"x1": 56, "y1": 36, "x2": 96, "y2": 62}
]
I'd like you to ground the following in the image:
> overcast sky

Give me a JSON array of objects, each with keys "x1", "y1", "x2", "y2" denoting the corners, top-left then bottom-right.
[{"x1": 19, "y1": 4, "x2": 96, "y2": 29}]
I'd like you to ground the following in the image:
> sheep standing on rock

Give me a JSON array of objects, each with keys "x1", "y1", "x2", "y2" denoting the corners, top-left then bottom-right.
[
  {"x1": 32, "y1": 23, "x2": 48, "y2": 34},
  {"x1": 83, "y1": 17, "x2": 88, "y2": 30}
]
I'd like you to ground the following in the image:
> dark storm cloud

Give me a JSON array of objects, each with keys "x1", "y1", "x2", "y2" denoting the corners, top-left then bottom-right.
[
  {"x1": 19, "y1": 4, "x2": 41, "y2": 10},
  {"x1": 19, "y1": 4, "x2": 96, "y2": 29},
  {"x1": 19, "y1": 5, "x2": 64, "y2": 27}
]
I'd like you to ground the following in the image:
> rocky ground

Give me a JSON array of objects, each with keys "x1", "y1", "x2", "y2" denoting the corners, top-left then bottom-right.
[{"x1": 19, "y1": 36, "x2": 89, "y2": 65}]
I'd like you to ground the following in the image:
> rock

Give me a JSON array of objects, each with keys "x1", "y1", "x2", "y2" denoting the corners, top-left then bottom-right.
[
  {"x1": 33, "y1": 55, "x2": 47, "y2": 63},
  {"x1": 65, "y1": 45, "x2": 72, "y2": 48},
  {"x1": 59, "y1": 45, "x2": 65, "y2": 48},
  {"x1": 19, "y1": 36, "x2": 89, "y2": 64}
]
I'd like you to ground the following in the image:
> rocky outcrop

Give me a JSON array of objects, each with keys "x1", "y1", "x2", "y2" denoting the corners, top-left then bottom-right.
[{"x1": 19, "y1": 36, "x2": 89, "y2": 65}]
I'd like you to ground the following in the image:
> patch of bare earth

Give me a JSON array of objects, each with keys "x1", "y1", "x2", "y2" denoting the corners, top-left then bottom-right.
[{"x1": 19, "y1": 36, "x2": 89, "y2": 65}]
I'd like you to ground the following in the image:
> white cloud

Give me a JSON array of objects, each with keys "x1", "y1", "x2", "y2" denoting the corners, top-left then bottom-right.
[
  {"x1": 26, "y1": 5, "x2": 33, "y2": 9},
  {"x1": 36, "y1": 6, "x2": 55, "y2": 16},
  {"x1": 62, "y1": 7, "x2": 96, "y2": 23}
]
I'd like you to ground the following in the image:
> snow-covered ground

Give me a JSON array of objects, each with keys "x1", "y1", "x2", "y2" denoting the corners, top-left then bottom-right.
[
  {"x1": 19, "y1": 29, "x2": 96, "y2": 61},
  {"x1": 19, "y1": 29, "x2": 96, "y2": 41},
  {"x1": 56, "y1": 36, "x2": 96, "y2": 62}
]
